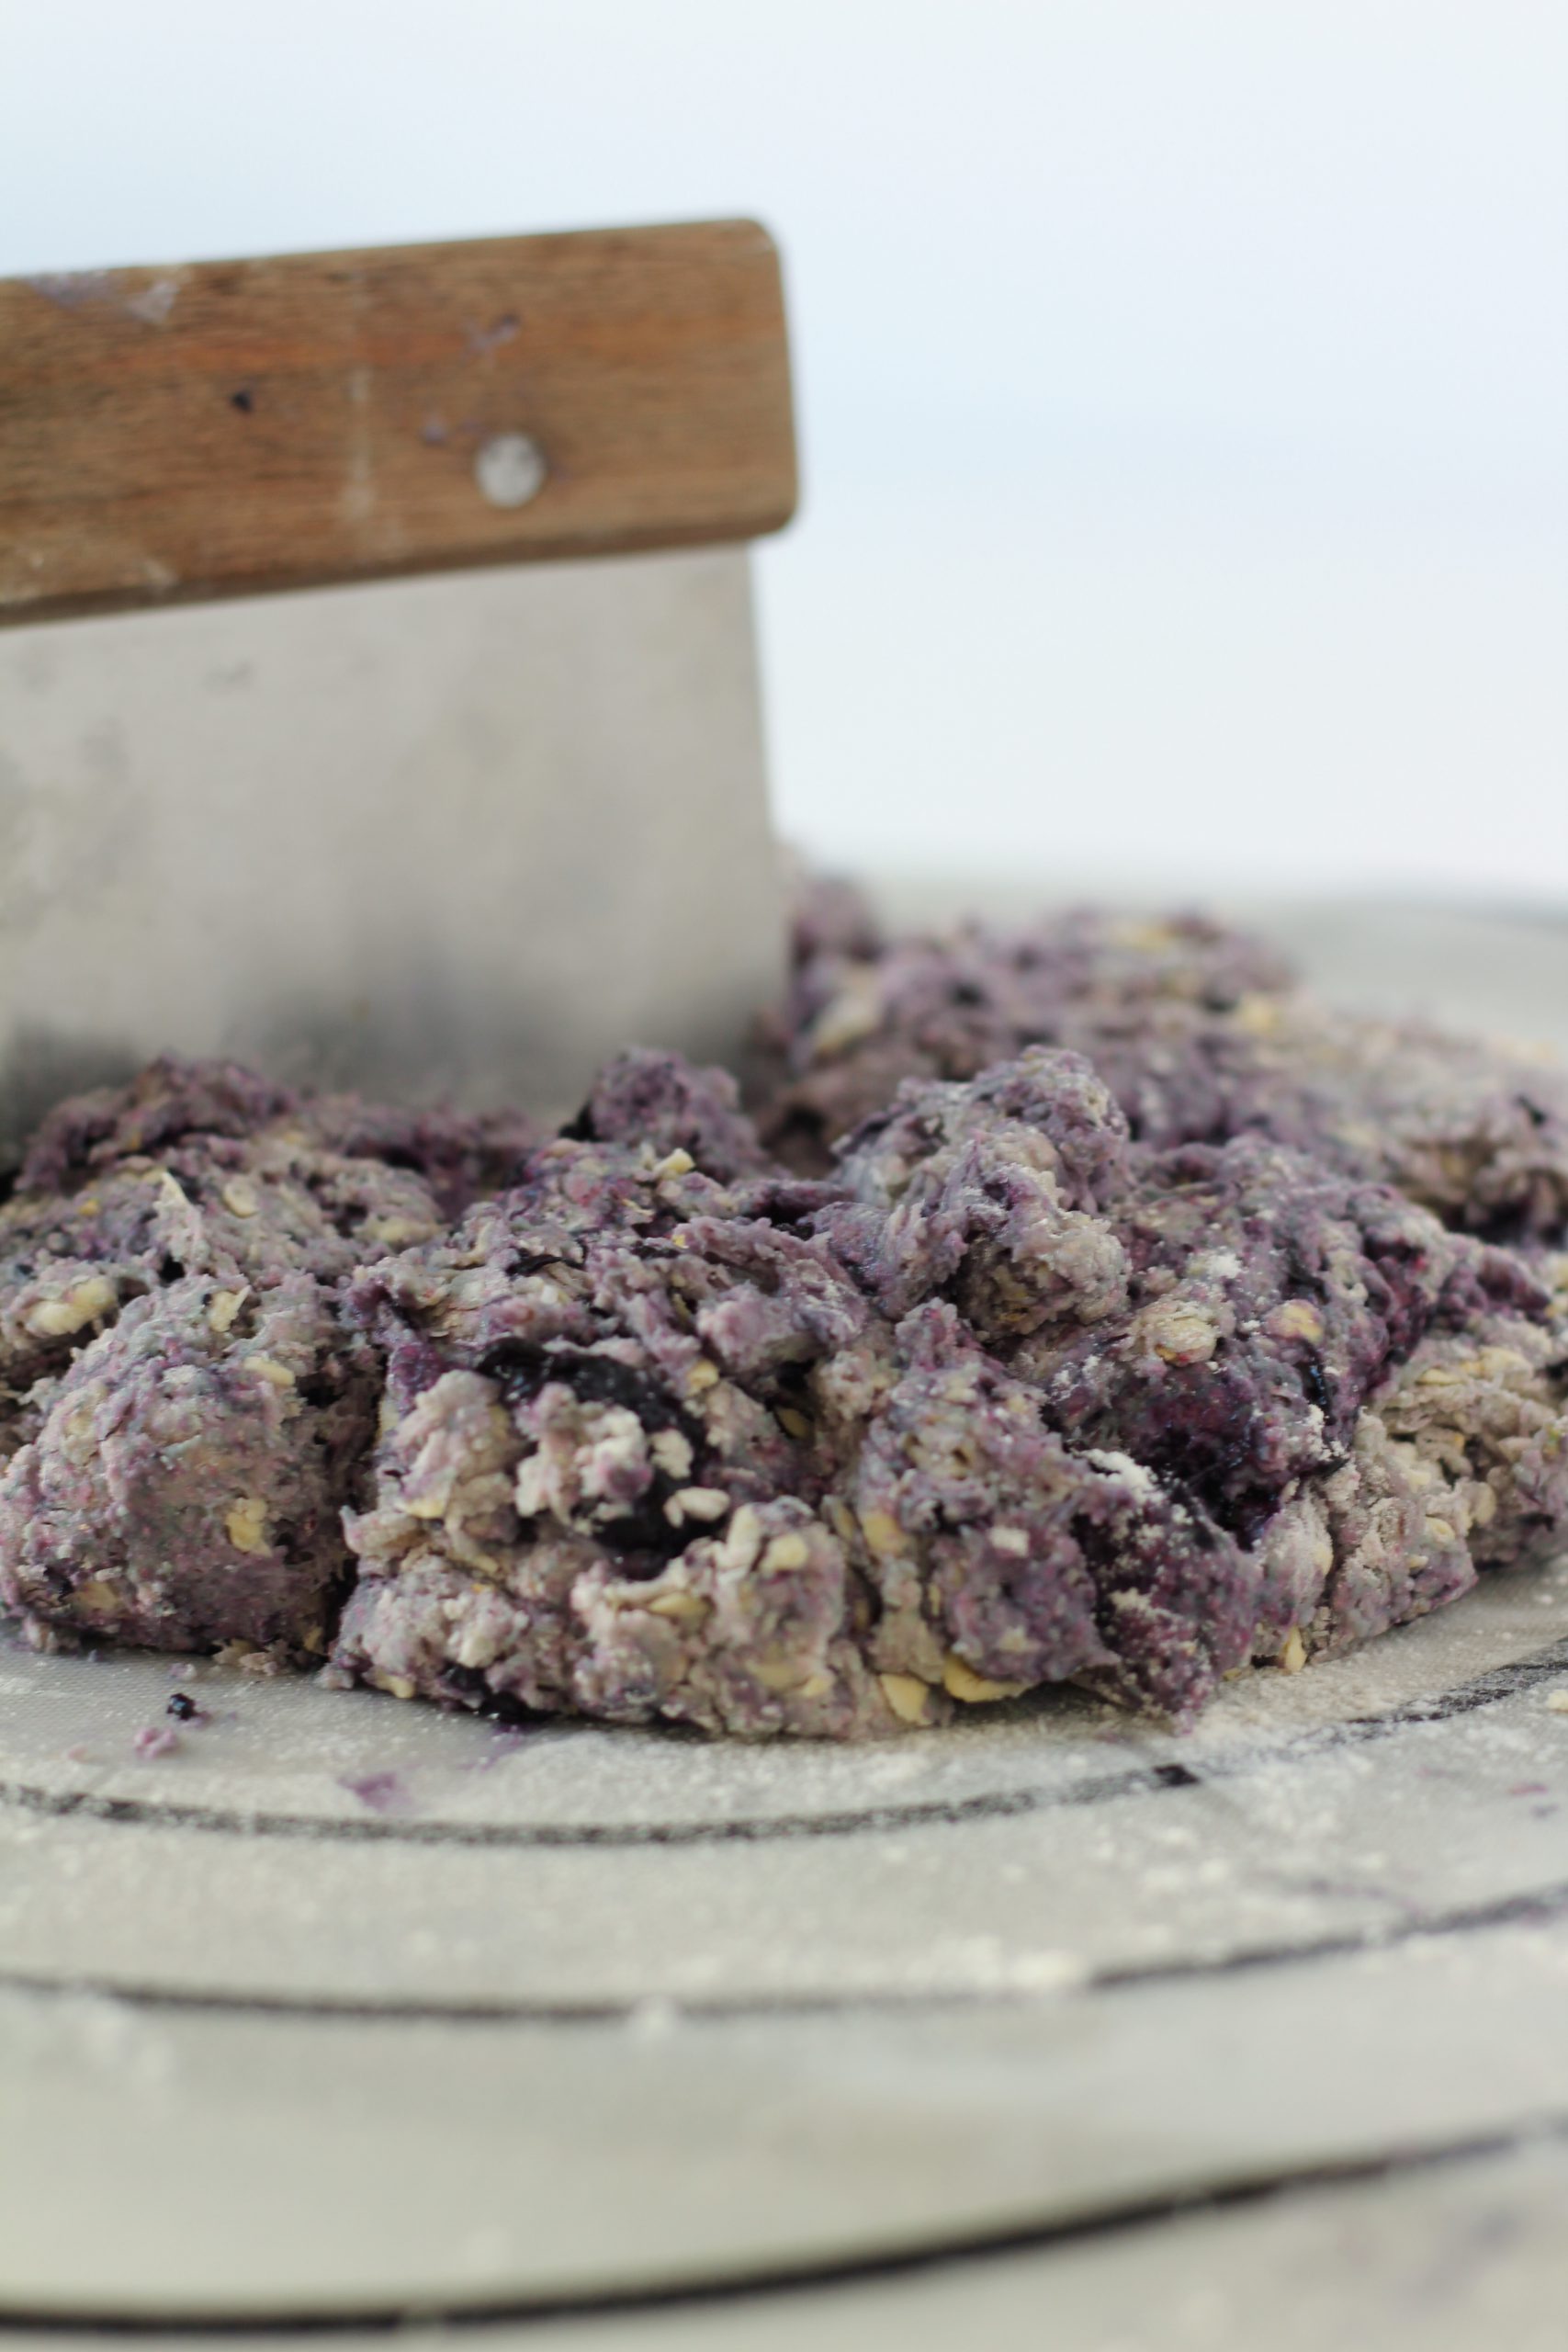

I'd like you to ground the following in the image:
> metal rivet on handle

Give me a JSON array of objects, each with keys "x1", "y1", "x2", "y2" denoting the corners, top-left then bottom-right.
[{"x1": 474, "y1": 433, "x2": 547, "y2": 509}]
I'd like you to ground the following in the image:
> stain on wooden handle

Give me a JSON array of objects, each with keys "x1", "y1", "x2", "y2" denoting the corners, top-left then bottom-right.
[{"x1": 0, "y1": 220, "x2": 797, "y2": 623}]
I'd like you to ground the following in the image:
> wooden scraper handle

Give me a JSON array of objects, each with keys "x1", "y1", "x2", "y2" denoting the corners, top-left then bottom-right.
[{"x1": 0, "y1": 220, "x2": 797, "y2": 624}]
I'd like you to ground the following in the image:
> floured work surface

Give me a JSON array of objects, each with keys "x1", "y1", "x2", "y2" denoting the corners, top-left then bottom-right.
[{"x1": 3, "y1": 901, "x2": 1568, "y2": 2351}]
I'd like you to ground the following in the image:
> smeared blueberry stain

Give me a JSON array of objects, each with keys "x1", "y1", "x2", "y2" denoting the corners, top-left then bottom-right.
[{"x1": 339, "y1": 1770, "x2": 409, "y2": 1814}]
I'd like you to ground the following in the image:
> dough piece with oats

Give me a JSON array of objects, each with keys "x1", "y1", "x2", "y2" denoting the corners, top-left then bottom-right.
[
  {"x1": 329, "y1": 1054, "x2": 1254, "y2": 1731},
  {"x1": 760, "y1": 899, "x2": 1568, "y2": 1238},
  {"x1": 818, "y1": 1056, "x2": 1568, "y2": 1687},
  {"x1": 0, "y1": 1057, "x2": 470, "y2": 1657}
]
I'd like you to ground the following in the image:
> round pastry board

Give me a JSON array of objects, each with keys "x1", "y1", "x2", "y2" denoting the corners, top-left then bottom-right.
[{"x1": 3, "y1": 899, "x2": 1567, "y2": 2352}]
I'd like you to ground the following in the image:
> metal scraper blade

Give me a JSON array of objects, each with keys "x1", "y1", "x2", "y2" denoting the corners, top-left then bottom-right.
[
  {"x1": 0, "y1": 222, "x2": 796, "y2": 1148},
  {"x1": 0, "y1": 545, "x2": 783, "y2": 1139}
]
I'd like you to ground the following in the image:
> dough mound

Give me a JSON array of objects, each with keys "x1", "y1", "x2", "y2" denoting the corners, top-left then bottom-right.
[
  {"x1": 2, "y1": 898, "x2": 1565, "y2": 1736},
  {"x1": 759, "y1": 886, "x2": 1568, "y2": 1238},
  {"x1": 0, "y1": 1062, "x2": 502, "y2": 1659}
]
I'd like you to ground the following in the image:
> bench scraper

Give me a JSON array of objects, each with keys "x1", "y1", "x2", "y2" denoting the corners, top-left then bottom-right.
[{"x1": 0, "y1": 220, "x2": 796, "y2": 1153}]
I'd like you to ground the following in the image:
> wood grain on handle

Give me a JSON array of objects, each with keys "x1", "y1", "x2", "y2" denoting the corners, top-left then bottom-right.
[{"x1": 0, "y1": 220, "x2": 797, "y2": 623}]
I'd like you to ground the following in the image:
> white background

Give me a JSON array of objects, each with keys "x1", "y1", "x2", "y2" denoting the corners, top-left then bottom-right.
[{"x1": 4, "y1": 1, "x2": 1564, "y2": 905}]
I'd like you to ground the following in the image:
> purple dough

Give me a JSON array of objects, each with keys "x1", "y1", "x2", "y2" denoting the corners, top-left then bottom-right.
[
  {"x1": 20, "y1": 1054, "x2": 535, "y2": 1221},
  {"x1": 299, "y1": 1094, "x2": 537, "y2": 1222},
  {"x1": 329, "y1": 1045, "x2": 1565, "y2": 1731},
  {"x1": 4, "y1": 899, "x2": 1566, "y2": 1736},
  {"x1": 565, "y1": 1047, "x2": 772, "y2": 1184},
  {"x1": 754, "y1": 908, "x2": 1293, "y2": 1169},
  {"x1": 811, "y1": 1046, "x2": 1134, "y2": 1335},
  {"x1": 0, "y1": 1057, "x2": 502, "y2": 1657},
  {"x1": 17, "y1": 1056, "x2": 299, "y2": 1195},
  {"x1": 817, "y1": 1051, "x2": 1566, "y2": 1677},
  {"x1": 326, "y1": 1108, "x2": 1246, "y2": 1731},
  {"x1": 331, "y1": 1091, "x2": 885, "y2": 1734},
  {"x1": 756, "y1": 907, "x2": 1568, "y2": 1238},
  {"x1": 2, "y1": 1272, "x2": 373, "y2": 1658}
]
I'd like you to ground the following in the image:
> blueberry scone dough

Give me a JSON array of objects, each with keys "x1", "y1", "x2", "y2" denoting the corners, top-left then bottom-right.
[
  {"x1": 18, "y1": 1052, "x2": 536, "y2": 1225},
  {"x1": 329, "y1": 1056, "x2": 1258, "y2": 1732},
  {"x1": 329, "y1": 1080, "x2": 896, "y2": 1735},
  {"x1": 757, "y1": 896, "x2": 1293, "y2": 1169},
  {"x1": 818, "y1": 1051, "x2": 1568, "y2": 1690},
  {"x1": 3, "y1": 908, "x2": 1565, "y2": 1737},
  {"x1": 329, "y1": 1045, "x2": 1566, "y2": 1733},
  {"x1": 761, "y1": 891, "x2": 1568, "y2": 1239},
  {"x1": 0, "y1": 1058, "x2": 502, "y2": 1659}
]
